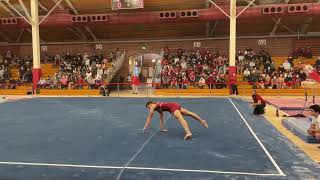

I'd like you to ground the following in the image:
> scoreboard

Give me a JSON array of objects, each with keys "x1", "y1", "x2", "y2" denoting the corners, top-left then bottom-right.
[{"x1": 111, "y1": 0, "x2": 144, "y2": 10}]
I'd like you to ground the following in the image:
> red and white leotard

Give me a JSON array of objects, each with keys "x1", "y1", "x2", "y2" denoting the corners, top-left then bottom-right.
[{"x1": 155, "y1": 102, "x2": 181, "y2": 114}]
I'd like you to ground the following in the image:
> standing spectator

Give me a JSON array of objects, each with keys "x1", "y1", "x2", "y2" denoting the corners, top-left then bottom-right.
[
  {"x1": 229, "y1": 73, "x2": 238, "y2": 95},
  {"x1": 198, "y1": 76, "x2": 206, "y2": 89},
  {"x1": 5, "y1": 51, "x2": 11, "y2": 60},
  {"x1": 207, "y1": 74, "x2": 214, "y2": 89},
  {"x1": 119, "y1": 74, "x2": 125, "y2": 89},
  {"x1": 131, "y1": 74, "x2": 140, "y2": 94}
]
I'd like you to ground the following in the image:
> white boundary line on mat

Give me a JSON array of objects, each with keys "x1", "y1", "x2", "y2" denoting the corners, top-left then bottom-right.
[
  {"x1": 228, "y1": 98, "x2": 286, "y2": 176},
  {"x1": 0, "y1": 161, "x2": 285, "y2": 176}
]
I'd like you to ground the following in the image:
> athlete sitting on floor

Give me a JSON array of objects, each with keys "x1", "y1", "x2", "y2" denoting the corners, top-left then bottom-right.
[
  {"x1": 143, "y1": 101, "x2": 208, "y2": 140},
  {"x1": 252, "y1": 90, "x2": 266, "y2": 115},
  {"x1": 307, "y1": 104, "x2": 320, "y2": 141}
]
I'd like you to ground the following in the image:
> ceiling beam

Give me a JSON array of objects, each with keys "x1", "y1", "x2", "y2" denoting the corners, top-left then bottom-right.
[
  {"x1": 0, "y1": 1, "x2": 15, "y2": 16},
  {"x1": 269, "y1": 0, "x2": 292, "y2": 35},
  {"x1": 0, "y1": 30, "x2": 13, "y2": 42},
  {"x1": 300, "y1": 17, "x2": 313, "y2": 34},
  {"x1": 300, "y1": 0, "x2": 320, "y2": 34},
  {"x1": 84, "y1": 26, "x2": 97, "y2": 41},
  {"x1": 0, "y1": 1, "x2": 23, "y2": 42},
  {"x1": 205, "y1": 0, "x2": 211, "y2": 37},
  {"x1": 38, "y1": 1, "x2": 48, "y2": 12},
  {"x1": 209, "y1": 21, "x2": 219, "y2": 37},
  {"x1": 244, "y1": 0, "x2": 257, "y2": 6},
  {"x1": 52, "y1": 0, "x2": 64, "y2": 10},
  {"x1": 51, "y1": 0, "x2": 87, "y2": 41},
  {"x1": 18, "y1": 0, "x2": 31, "y2": 20},
  {"x1": 66, "y1": 27, "x2": 84, "y2": 40},
  {"x1": 16, "y1": 28, "x2": 25, "y2": 42},
  {"x1": 65, "y1": 0, "x2": 98, "y2": 41},
  {"x1": 270, "y1": 18, "x2": 281, "y2": 36}
]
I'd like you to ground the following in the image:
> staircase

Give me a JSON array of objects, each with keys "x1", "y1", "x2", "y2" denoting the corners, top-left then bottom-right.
[{"x1": 105, "y1": 52, "x2": 126, "y2": 83}]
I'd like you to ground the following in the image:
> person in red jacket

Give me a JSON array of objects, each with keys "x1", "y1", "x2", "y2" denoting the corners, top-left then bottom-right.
[
  {"x1": 144, "y1": 101, "x2": 208, "y2": 140},
  {"x1": 252, "y1": 90, "x2": 266, "y2": 115},
  {"x1": 229, "y1": 73, "x2": 238, "y2": 95},
  {"x1": 131, "y1": 74, "x2": 140, "y2": 94}
]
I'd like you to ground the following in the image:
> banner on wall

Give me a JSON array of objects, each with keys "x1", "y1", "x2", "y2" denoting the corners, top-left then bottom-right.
[
  {"x1": 194, "y1": 41, "x2": 201, "y2": 48},
  {"x1": 95, "y1": 44, "x2": 103, "y2": 50},
  {"x1": 258, "y1": 39, "x2": 267, "y2": 46}
]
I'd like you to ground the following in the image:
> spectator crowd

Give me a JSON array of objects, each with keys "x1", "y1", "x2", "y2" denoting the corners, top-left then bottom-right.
[{"x1": 0, "y1": 49, "x2": 122, "y2": 90}]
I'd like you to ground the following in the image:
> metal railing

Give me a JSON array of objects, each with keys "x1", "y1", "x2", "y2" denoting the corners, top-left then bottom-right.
[{"x1": 0, "y1": 81, "x2": 313, "y2": 97}]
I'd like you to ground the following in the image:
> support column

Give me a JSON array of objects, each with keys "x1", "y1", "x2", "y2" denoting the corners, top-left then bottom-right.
[
  {"x1": 228, "y1": 0, "x2": 237, "y2": 93},
  {"x1": 31, "y1": 0, "x2": 41, "y2": 90}
]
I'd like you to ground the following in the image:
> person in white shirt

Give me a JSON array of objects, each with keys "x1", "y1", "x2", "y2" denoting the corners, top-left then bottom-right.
[
  {"x1": 283, "y1": 60, "x2": 291, "y2": 71},
  {"x1": 243, "y1": 68, "x2": 251, "y2": 81},
  {"x1": 198, "y1": 76, "x2": 206, "y2": 89},
  {"x1": 307, "y1": 104, "x2": 320, "y2": 141},
  {"x1": 39, "y1": 77, "x2": 47, "y2": 88}
]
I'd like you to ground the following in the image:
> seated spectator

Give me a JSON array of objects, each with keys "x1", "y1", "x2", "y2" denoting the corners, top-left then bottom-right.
[
  {"x1": 300, "y1": 47, "x2": 306, "y2": 57},
  {"x1": 38, "y1": 77, "x2": 47, "y2": 89},
  {"x1": 8, "y1": 78, "x2": 17, "y2": 89},
  {"x1": 292, "y1": 48, "x2": 299, "y2": 59},
  {"x1": 60, "y1": 75, "x2": 69, "y2": 89},
  {"x1": 0, "y1": 77, "x2": 5, "y2": 89},
  {"x1": 86, "y1": 76, "x2": 96, "y2": 90},
  {"x1": 287, "y1": 57, "x2": 294, "y2": 67},
  {"x1": 252, "y1": 90, "x2": 266, "y2": 115},
  {"x1": 306, "y1": 47, "x2": 312, "y2": 59},
  {"x1": 243, "y1": 68, "x2": 251, "y2": 81},
  {"x1": 95, "y1": 74, "x2": 103, "y2": 87},
  {"x1": 100, "y1": 85, "x2": 110, "y2": 96},
  {"x1": 46, "y1": 76, "x2": 54, "y2": 89},
  {"x1": 182, "y1": 75, "x2": 189, "y2": 89},
  {"x1": 0, "y1": 66, "x2": 4, "y2": 78},
  {"x1": 315, "y1": 57, "x2": 320, "y2": 70},
  {"x1": 277, "y1": 74, "x2": 285, "y2": 89},
  {"x1": 307, "y1": 105, "x2": 320, "y2": 141},
  {"x1": 216, "y1": 74, "x2": 226, "y2": 89},
  {"x1": 283, "y1": 60, "x2": 291, "y2": 71},
  {"x1": 74, "y1": 74, "x2": 84, "y2": 89},
  {"x1": 271, "y1": 75, "x2": 278, "y2": 89}
]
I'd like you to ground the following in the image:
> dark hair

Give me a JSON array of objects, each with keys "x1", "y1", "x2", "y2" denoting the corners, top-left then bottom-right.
[
  {"x1": 309, "y1": 104, "x2": 320, "y2": 114},
  {"x1": 146, "y1": 101, "x2": 155, "y2": 107}
]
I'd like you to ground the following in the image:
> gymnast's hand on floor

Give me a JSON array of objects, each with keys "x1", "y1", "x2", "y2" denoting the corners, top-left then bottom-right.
[{"x1": 143, "y1": 127, "x2": 148, "y2": 133}]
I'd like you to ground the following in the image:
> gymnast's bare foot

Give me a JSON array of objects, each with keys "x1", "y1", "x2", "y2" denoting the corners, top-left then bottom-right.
[
  {"x1": 201, "y1": 120, "x2": 209, "y2": 128},
  {"x1": 184, "y1": 133, "x2": 192, "y2": 140}
]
